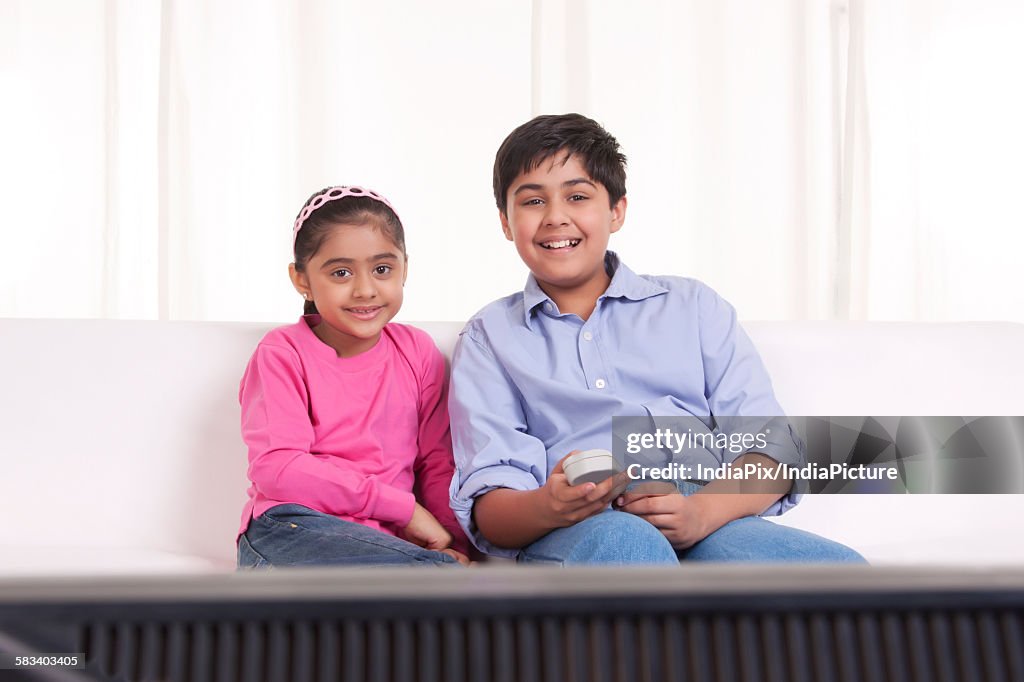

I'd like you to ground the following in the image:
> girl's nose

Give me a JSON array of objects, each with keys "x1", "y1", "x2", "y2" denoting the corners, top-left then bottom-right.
[{"x1": 351, "y1": 272, "x2": 378, "y2": 298}]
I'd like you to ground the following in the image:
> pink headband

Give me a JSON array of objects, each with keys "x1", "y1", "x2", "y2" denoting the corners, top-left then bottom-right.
[{"x1": 292, "y1": 185, "x2": 399, "y2": 247}]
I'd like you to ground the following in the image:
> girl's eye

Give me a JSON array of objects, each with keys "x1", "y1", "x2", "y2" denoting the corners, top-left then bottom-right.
[
  {"x1": 374, "y1": 265, "x2": 392, "y2": 275},
  {"x1": 331, "y1": 269, "x2": 352, "y2": 278}
]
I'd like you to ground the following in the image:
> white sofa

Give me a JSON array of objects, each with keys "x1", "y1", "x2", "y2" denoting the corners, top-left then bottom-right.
[{"x1": 2, "y1": 318, "x2": 1023, "y2": 576}]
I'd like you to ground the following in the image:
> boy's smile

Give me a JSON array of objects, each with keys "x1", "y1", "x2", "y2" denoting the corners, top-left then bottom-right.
[{"x1": 501, "y1": 153, "x2": 626, "y2": 315}]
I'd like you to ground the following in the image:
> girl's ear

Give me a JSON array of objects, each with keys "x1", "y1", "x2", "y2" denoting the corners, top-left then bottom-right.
[
  {"x1": 288, "y1": 263, "x2": 311, "y2": 299},
  {"x1": 402, "y1": 256, "x2": 409, "y2": 286}
]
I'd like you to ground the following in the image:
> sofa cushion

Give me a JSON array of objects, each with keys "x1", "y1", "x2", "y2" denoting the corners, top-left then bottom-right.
[{"x1": 1, "y1": 318, "x2": 1022, "y2": 573}]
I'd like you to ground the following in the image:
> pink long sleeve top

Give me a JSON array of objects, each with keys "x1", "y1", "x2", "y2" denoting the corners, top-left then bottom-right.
[{"x1": 238, "y1": 315, "x2": 468, "y2": 554}]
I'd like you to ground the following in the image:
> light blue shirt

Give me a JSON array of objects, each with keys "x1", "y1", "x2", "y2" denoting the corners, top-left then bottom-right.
[{"x1": 448, "y1": 252, "x2": 804, "y2": 556}]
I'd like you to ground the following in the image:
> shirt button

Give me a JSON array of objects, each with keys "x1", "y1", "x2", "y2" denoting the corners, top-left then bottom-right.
[
  {"x1": 583, "y1": 331, "x2": 593, "y2": 341},
  {"x1": 595, "y1": 379, "x2": 606, "y2": 389}
]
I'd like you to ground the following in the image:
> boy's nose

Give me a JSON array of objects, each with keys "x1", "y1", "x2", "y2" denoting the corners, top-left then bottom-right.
[{"x1": 543, "y1": 205, "x2": 570, "y2": 227}]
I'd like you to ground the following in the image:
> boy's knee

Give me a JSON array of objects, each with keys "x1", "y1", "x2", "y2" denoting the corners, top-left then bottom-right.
[
  {"x1": 822, "y1": 543, "x2": 869, "y2": 564},
  {"x1": 568, "y1": 511, "x2": 677, "y2": 565}
]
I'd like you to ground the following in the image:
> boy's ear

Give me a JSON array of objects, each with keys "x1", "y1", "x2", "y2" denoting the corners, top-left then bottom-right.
[
  {"x1": 609, "y1": 195, "x2": 628, "y2": 234},
  {"x1": 499, "y1": 210, "x2": 514, "y2": 241},
  {"x1": 288, "y1": 263, "x2": 311, "y2": 298}
]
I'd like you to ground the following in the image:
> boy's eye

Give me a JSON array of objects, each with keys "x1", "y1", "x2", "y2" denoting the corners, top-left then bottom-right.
[
  {"x1": 522, "y1": 198, "x2": 544, "y2": 206},
  {"x1": 569, "y1": 193, "x2": 588, "y2": 201},
  {"x1": 374, "y1": 264, "x2": 392, "y2": 275}
]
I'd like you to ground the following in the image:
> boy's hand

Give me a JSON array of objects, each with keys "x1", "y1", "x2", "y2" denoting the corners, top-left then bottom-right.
[
  {"x1": 615, "y1": 487, "x2": 711, "y2": 549},
  {"x1": 538, "y1": 451, "x2": 631, "y2": 528},
  {"x1": 402, "y1": 503, "x2": 453, "y2": 551},
  {"x1": 616, "y1": 453, "x2": 790, "y2": 548}
]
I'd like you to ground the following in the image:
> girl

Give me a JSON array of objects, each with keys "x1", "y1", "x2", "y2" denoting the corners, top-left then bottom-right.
[{"x1": 237, "y1": 186, "x2": 470, "y2": 567}]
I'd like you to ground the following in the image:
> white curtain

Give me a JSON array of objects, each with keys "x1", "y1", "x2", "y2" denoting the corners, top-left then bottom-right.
[{"x1": 2, "y1": 0, "x2": 1022, "y2": 323}]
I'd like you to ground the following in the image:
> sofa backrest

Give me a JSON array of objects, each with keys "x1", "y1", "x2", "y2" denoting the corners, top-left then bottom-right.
[{"x1": 2, "y1": 318, "x2": 1022, "y2": 568}]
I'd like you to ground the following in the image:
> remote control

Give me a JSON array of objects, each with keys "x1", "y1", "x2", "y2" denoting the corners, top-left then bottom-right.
[{"x1": 562, "y1": 448, "x2": 624, "y2": 486}]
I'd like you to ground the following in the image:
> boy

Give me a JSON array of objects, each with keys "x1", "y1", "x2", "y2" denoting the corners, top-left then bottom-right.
[{"x1": 448, "y1": 113, "x2": 864, "y2": 564}]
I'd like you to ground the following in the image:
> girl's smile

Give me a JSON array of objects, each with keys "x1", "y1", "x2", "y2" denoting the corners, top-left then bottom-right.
[
  {"x1": 345, "y1": 305, "x2": 386, "y2": 320},
  {"x1": 292, "y1": 222, "x2": 407, "y2": 358}
]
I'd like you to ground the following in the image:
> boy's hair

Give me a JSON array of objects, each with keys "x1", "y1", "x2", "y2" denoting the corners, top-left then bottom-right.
[
  {"x1": 492, "y1": 113, "x2": 627, "y2": 215},
  {"x1": 292, "y1": 188, "x2": 406, "y2": 315}
]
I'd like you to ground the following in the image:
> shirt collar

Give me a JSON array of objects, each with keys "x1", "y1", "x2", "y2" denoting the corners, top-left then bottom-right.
[
  {"x1": 601, "y1": 251, "x2": 669, "y2": 301},
  {"x1": 521, "y1": 251, "x2": 668, "y2": 328},
  {"x1": 522, "y1": 275, "x2": 552, "y2": 323}
]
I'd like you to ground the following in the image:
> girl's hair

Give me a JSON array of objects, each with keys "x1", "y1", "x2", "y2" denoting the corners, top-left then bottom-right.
[{"x1": 292, "y1": 187, "x2": 406, "y2": 315}]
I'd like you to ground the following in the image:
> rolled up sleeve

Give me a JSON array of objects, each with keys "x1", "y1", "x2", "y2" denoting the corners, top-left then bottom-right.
[{"x1": 447, "y1": 325, "x2": 548, "y2": 557}]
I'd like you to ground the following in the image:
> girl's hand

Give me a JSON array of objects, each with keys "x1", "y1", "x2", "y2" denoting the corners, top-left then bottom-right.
[
  {"x1": 538, "y1": 451, "x2": 631, "y2": 529},
  {"x1": 615, "y1": 489, "x2": 711, "y2": 549},
  {"x1": 402, "y1": 503, "x2": 453, "y2": 551},
  {"x1": 438, "y1": 548, "x2": 473, "y2": 566}
]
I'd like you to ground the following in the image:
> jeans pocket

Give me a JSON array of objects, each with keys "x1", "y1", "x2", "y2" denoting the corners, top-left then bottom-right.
[{"x1": 237, "y1": 532, "x2": 270, "y2": 569}]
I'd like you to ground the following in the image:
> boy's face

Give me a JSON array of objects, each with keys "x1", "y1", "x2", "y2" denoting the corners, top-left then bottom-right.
[{"x1": 500, "y1": 153, "x2": 626, "y2": 299}]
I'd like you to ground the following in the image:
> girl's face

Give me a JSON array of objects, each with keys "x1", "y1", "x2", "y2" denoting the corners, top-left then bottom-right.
[{"x1": 290, "y1": 222, "x2": 406, "y2": 358}]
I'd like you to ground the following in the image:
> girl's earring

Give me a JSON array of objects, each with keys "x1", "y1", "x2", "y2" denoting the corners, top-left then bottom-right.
[{"x1": 303, "y1": 293, "x2": 310, "y2": 300}]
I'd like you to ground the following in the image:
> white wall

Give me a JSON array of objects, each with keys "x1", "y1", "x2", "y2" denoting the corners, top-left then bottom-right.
[{"x1": 1, "y1": 0, "x2": 1022, "y2": 324}]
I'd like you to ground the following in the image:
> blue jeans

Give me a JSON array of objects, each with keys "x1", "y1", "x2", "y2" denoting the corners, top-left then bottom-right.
[
  {"x1": 518, "y1": 483, "x2": 867, "y2": 566},
  {"x1": 237, "y1": 504, "x2": 460, "y2": 568}
]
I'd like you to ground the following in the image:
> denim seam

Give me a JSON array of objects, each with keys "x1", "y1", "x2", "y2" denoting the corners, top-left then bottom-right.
[
  {"x1": 261, "y1": 506, "x2": 378, "y2": 530},
  {"x1": 518, "y1": 552, "x2": 566, "y2": 566},
  {"x1": 258, "y1": 512, "x2": 453, "y2": 564},
  {"x1": 238, "y1": 534, "x2": 271, "y2": 568},
  {"x1": 259, "y1": 508, "x2": 323, "y2": 528}
]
